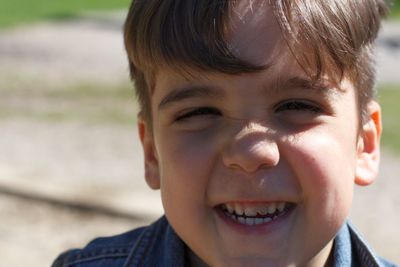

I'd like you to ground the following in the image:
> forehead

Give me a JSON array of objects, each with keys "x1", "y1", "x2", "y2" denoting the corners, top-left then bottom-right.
[{"x1": 228, "y1": 0, "x2": 283, "y2": 66}]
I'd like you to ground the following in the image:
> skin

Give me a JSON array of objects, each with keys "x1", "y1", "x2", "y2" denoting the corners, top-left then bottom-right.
[{"x1": 138, "y1": 2, "x2": 382, "y2": 267}]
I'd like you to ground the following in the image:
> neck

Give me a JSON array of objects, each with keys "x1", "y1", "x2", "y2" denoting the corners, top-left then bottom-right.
[
  {"x1": 187, "y1": 248, "x2": 208, "y2": 267},
  {"x1": 306, "y1": 240, "x2": 334, "y2": 267}
]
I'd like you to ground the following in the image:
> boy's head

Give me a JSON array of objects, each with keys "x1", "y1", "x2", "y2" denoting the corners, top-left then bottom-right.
[{"x1": 124, "y1": 1, "x2": 387, "y2": 266}]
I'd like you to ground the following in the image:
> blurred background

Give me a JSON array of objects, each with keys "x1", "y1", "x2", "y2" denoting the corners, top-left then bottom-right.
[{"x1": 0, "y1": 1, "x2": 399, "y2": 266}]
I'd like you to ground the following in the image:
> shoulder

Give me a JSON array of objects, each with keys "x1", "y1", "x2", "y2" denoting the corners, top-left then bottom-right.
[
  {"x1": 51, "y1": 227, "x2": 146, "y2": 267},
  {"x1": 51, "y1": 217, "x2": 169, "y2": 267}
]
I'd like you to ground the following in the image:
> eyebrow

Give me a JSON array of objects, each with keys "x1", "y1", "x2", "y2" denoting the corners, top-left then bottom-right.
[
  {"x1": 280, "y1": 77, "x2": 327, "y2": 91},
  {"x1": 158, "y1": 86, "x2": 225, "y2": 110},
  {"x1": 269, "y1": 77, "x2": 340, "y2": 97}
]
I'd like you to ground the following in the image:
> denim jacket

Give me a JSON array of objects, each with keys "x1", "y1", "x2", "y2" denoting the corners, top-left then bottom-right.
[{"x1": 51, "y1": 216, "x2": 396, "y2": 267}]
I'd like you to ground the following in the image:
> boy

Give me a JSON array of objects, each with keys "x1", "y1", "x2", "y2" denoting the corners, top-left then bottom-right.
[{"x1": 52, "y1": 0, "x2": 397, "y2": 266}]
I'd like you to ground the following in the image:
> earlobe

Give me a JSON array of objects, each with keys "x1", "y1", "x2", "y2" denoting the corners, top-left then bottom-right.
[
  {"x1": 355, "y1": 101, "x2": 382, "y2": 186},
  {"x1": 138, "y1": 113, "x2": 160, "y2": 190}
]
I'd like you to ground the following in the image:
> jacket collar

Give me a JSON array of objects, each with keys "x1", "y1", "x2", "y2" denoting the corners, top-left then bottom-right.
[{"x1": 332, "y1": 221, "x2": 386, "y2": 267}]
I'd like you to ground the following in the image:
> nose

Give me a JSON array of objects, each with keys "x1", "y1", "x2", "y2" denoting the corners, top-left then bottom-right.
[{"x1": 222, "y1": 122, "x2": 280, "y2": 173}]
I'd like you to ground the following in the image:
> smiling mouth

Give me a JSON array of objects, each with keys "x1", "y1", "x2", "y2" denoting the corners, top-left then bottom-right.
[{"x1": 217, "y1": 202, "x2": 295, "y2": 226}]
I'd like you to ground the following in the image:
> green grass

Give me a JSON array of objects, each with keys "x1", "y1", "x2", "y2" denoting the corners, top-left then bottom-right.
[
  {"x1": 389, "y1": 0, "x2": 400, "y2": 18},
  {"x1": 0, "y1": 0, "x2": 131, "y2": 28},
  {"x1": 378, "y1": 85, "x2": 400, "y2": 153}
]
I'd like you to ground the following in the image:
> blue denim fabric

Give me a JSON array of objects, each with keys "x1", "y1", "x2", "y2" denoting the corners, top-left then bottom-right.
[
  {"x1": 51, "y1": 216, "x2": 397, "y2": 267},
  {"x1": 331, "y1": 222, "x2": 397, "y2": 267}
]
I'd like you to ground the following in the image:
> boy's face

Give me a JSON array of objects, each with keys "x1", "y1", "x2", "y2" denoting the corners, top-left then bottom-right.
[{"x1": 139, "y1": 2, "x2": 381, "y2": 266}]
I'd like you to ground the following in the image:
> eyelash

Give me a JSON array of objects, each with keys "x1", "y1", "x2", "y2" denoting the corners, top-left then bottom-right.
[
  {"x1": 275, "y1": 100, "x2": 322, "y2": 113},
  {"x1": 175, "y1": 107, "x2": 221, "y2": 121}
]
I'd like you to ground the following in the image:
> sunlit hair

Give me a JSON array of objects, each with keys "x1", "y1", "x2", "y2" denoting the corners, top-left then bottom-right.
[{"x1": 124, "y1": 0, "x2": 388, "y2": 123}]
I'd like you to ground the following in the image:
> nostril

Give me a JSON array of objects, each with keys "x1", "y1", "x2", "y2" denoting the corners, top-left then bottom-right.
[{"x1": 227, "y1": 163, "x2": 242, "y2": 170}]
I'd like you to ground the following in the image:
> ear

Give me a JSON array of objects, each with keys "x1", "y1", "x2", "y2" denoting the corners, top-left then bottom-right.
[
  {"x1": 355, "y1": 100, "x2": 382, "y2": 186},
  {"x1": 137, "y1": 113, "x2": 160, "y2": 190}
]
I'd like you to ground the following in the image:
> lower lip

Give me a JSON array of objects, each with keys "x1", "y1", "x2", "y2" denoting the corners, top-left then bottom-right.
[{"x1": 215, "y1": 205, "x2": 295, "y2": 235}]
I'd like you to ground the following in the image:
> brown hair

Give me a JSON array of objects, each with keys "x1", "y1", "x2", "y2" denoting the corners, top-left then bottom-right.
[{"x1": 124, "y1": 0, "x2": 388, "y2": 123}]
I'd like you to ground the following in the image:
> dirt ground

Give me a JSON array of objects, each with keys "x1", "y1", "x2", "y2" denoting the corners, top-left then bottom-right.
[{"x1": 0, "y1": 12, "x2": 399, "y2": 267}]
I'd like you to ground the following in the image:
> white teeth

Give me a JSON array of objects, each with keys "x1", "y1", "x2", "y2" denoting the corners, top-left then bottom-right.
[
  {"x1": 234, "y1": 204, "x2": 244, "y2": 216},
  {"x1": 263, "y1": 217, "x2": 272, "y2": 223},
  {"x1": 234, "y1": 216, "x2": 273, "y2": 226},
  {"x1": 277, "y1": 202, "x2": 285, "y2": 212},
  {"x1": 244, "y1": 207, "x2": 257, "y2": 216},
  {"x1": 258, "y1": 206, "x2": 268, "y2": 216},
  {"x1": 267, "y1": 203, "x2": 277, "y2": 214},
  {"x1": 245, "y1": 217, "x2": 255, "y2": 225},
  {"x1": 226, "y1": 204, "x2": 234, "y2": 214},
  {"x1": 222, "y1": 202, "x2": 291, "y2": 223},
  {"x1": 254, "y1": 218, "x2": 264, "y2": 225}
]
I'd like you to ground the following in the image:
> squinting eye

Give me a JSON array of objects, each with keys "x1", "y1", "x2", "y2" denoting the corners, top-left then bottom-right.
[
  {"x1": 275, "y1": 100, "x2": 322, "y2": 113},
  {"x1": 175, "y1": 107, "x2": 221, "y2": 121}
]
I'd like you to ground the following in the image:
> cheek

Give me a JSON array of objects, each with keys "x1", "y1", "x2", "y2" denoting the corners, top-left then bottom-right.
[
  {"x1": 155, "y1": 132, "x2": 221, "y2": 259},
  {"x1": 159, "y1": 131, "x2": 217, "y2": 178},
  {"x1": 156, "y1": 131, "x2": 220, "y2": 208},
  {"x1": 284, "y1": 131, "x2": 357, "y2": 217}
]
